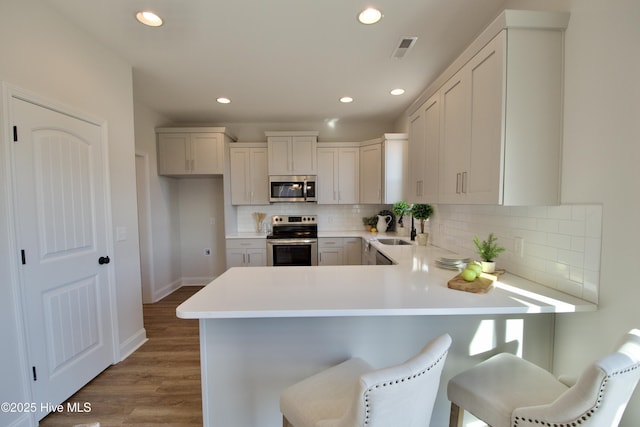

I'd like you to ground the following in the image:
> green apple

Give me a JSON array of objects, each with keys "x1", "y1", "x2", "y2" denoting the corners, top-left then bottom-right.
[
  {"x1": 467, "y1": 263, "x2": 483, "y2": 276},
  {"x1": 461, "y1": 268, "x2": 477, "y2": 282}
]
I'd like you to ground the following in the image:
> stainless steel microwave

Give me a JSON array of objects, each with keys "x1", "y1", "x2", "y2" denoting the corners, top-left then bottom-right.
[{"x1": 269, "y1": 175, "x2": 317, "y2": 203}]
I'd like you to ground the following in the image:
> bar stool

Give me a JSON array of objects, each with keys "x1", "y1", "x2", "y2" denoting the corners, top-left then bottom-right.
[
  {"x1": 280, "y1": 333, "x2": 452, "y2": 427},
  {"x1": 447, "y1": 329, "x2": 640, "y2": 427}
]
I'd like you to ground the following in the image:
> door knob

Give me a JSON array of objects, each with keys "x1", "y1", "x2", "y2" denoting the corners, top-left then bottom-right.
[{"x1": 98, "y1": 256, "x2": 111, "y2": 265}]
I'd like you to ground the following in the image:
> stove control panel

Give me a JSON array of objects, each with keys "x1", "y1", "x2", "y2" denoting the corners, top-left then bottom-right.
[{"x1": 271, "y1": 215, "x2": 317, "y2": 225}]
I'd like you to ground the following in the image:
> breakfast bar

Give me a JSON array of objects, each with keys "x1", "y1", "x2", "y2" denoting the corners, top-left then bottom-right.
[{"x1": 177, "y1": 240, "x2": 596, "y2": 427}]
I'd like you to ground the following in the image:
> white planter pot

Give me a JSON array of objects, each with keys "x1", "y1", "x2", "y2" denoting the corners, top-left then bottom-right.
[
  {"x1": 416, "y1": 233, "x2": 429, "y2": 246},
  {"x1": 481, "y1": 261, "x2": 496, "y2": 273}
]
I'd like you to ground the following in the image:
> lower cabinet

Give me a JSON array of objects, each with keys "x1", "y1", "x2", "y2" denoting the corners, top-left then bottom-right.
[
  {"x1": 318, "y1": 238, "x2": 362, "y2": 266},
  {"x1": 226, "y1": 239, "x2": 266, "y2": 268}
]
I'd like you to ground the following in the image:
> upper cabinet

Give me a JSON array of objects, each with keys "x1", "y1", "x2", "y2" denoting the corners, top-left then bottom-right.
[
  {"x1": 360, "y1": 134, "x2": 408, "y2": 204},
  {"x1": 408, "y1": 94, "x2": 440, "y2": 204},
  {"x1": 266, "y1": 131, "x2": 318, "y2": 175},
  {"x1": 229, "y1": 144, "x2": 269, "y2": 205},
  {"x1": 157, "y1": 127, "x2": 236, "y2": 176},
  {"x1": 317, "y1": 145, "x2": 359, "y2": 204},
  {"x1": 408, "y1": 10, "x2": 569, "y2": 206}
]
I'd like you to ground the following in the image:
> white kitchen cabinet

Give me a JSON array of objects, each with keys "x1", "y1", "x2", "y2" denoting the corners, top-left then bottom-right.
[
  {"x1": 359, "y1": 142, "x2": 382, "y2": 204},
  {"x1": 226, "y1": 239, "x2": 266, "y2": 268},
  {"x1": 318, "y1": 238, "x2": 344, "y2": 266},
  {"x1": 408, "y1": 94, "x2": 440, "y2": 204},
  {"x1": 266, "y1": 131, "x2": 318, "y2": 175},
  {"x1": 438, "y1": 67, "x2": 471, "y2": 204},
  {"x1": 317, "y1": 146, "x2": 359, "y2": 204},
  {"x1": 318, "y1": 237, "x2": 362, "y2": 265},
  {"x1": 157, "y1": 127, "x2": 235, "y2": 176},
  {"x1": 424, "y1": 12, "x2": 566, "y2": 206},
  {"x1": 229, "y1": 144, "x2": 269, "y2": 205},
  {"x1": 360, "y1": 134, "x2": 408, "y2": 204}
]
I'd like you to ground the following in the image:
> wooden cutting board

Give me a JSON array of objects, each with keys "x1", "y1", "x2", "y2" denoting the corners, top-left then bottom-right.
[{"x1": 447, "y1": 273, "x2": 496, "y2": 294}]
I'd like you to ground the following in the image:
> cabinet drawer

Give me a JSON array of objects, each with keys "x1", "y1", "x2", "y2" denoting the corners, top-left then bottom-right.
[{"x1": 226, "y1": 239, "x2": 266, "y2": 250}]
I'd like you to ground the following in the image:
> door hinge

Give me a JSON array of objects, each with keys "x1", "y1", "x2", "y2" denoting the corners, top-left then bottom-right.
[
  {"x1": 21, "y1": 249, "x2": 26, "y2": 265},
  {"x1": 32, "y1": 366, "x2": 37, "y2": 381},
  {"x1": 13, "y1": 126, "x2": 18, "y2": 142}
]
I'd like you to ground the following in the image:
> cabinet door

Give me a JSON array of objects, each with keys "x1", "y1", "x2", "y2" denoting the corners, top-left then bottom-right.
[
  {"x1": 267, "y1": 137, "x2": 291, "y2": 174},
  {"x1": 317, "y1": 148, "x2": 338, "y2": 204},
  {"x1": 466, "y1": 32, "x2": 505, "y2": 204},
  {"x1": 343, "y1": 238, "x2": 362, "y2": 265},
  {"x1": 359, "y1": 144, "x2": 382, "y2": 204},
  {"x1": 246, "y1": 249, "x2": 267, "y2": 266},
  {"x1": 408, "y1": 108, "x2": 426, "y2": 203},
  {"x1": 226, "y1": 248, "x2": 246, "y2": 268},
  {"x1": 338, "y1": 148, "x2": 359, "y2": 204},
  {"x1": 422, "y1": 94, "x2": 441, "y2": 202},
  {"x1": 249, "y1": 148, "x2": 269, "y2": 205},
  {"x1": 291, "y1": 136, "x2": 317, "y2": 175},
  {"x1": 157, "y1": 133, "x2": 189, "y2": 175},
  {"x1": 191, "y1": 133, "x2": 224, "y2": 174},
  {"x1": 438, "y1": 69, "x2": 470, "y2": 203},
  {"x1": 229, "y1": 148, "x2": 251, "y2": 205}
]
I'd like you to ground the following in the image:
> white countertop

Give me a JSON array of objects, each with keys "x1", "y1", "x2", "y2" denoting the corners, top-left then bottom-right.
[{"x1": 178, "y1": 232, "x2": 597, "y2": 319}]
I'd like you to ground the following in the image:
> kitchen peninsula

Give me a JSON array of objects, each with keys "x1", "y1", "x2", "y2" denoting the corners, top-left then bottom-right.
[{"x1": 177, "y1": 236, "x2": 596, "y2": 427}]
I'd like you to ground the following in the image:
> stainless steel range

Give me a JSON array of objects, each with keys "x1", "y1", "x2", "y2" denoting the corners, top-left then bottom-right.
[{"x1": 266, "y1": 215, "x2": 318, "y2": 266}]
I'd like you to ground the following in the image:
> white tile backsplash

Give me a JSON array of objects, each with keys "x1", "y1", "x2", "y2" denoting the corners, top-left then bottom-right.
[
  {"x1": 235, "y1": 202, "x2": 602, "y2": 304},
  {"x1": 429, "y1": 204, "x2": 602, "y2": 304},
  {"x1": 236, "y1": 204, "x2": 392, "y2": 233}
]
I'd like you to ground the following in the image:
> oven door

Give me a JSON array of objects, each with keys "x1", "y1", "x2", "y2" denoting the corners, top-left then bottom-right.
[{"x1": 267, "y1": 239, "x2": 318, "y2": 266}]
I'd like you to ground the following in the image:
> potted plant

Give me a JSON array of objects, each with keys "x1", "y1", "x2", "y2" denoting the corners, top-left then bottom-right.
[
  {"x1": 362, "y1": 216, "x2": 377, "y2": 232},
  {"x1": 473, "y1": 233, "x2": 505, "y2": 273},
  {"x1": 411, "y1": 203, "x2": 433, "y2": 245},
  {"x1": 392, "y1": 201, "x2": 411, "y2": 236}
]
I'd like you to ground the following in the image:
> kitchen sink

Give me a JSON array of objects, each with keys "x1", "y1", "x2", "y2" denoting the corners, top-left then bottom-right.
[{"x1": 376, "y1": 238, "x2": 412, "y2": 245}]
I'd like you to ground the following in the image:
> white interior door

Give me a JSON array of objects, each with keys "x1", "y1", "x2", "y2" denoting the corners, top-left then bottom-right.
[{"x1": 10, "y1": 96, "x2": 114, "y2": 419}]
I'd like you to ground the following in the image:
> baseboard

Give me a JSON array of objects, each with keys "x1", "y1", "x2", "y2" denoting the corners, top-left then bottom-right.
[
  {"x1": 153, "y1": 278, "x2": 182, "y2": 302},
  {"x1": 181, "y1": 276, "x2": 216, "y2": 286},
  {"x1": 118, "y1": 327, "x2": 148, "y2": 361}
]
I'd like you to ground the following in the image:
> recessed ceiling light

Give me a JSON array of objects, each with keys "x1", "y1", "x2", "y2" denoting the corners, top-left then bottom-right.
[
  {"x1": 136, "y1": 11, "x2": 163, "y2": 27},
  {"x1": 340, "y1": 96, "x2": 354, "y2": 103},
  {"x1": 358, "y1": 8, "x2": 383, "y2": 25},
  {"x1": 217, "y1": 97, "x2": 231, "y2": 104},
  {"x1": 390, "y1": 88, "x2": 405, "y2": 96}
]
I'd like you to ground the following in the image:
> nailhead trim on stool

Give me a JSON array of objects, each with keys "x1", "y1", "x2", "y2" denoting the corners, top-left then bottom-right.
[
  {"x1": 362, "y1": 350, "x2": 448, "y2": 425},
  {"x1": 512, "y1": 363, "x2": 640, "y2": 427}
]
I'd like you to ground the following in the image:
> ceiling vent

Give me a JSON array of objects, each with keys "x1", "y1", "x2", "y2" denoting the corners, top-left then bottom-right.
[{"x1": 391, "y1": 36, "x2": 418, "y2": 59}]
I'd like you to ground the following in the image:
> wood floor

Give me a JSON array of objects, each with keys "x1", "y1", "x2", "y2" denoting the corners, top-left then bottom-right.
[{"x1": 39, "y1": 286, "x2": 203, "y2": 427}]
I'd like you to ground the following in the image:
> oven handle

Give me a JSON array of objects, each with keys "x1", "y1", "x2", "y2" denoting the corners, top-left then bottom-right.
[{"x1": 268, "y1": 239, "x2": 317, "y2": 245}]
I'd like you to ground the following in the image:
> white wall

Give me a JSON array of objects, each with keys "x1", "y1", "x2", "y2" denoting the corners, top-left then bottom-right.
[
  {"x1": 133, "y1": 101, "x2": 182, "y2": 302},
  {"x1": 178, "y1": 177, "x2": 227, "y2": 283},
  {"x1": 552, "y1": 0, "x2": 640, "y2": 424},
  {"x1": 0, "y1": 1, "x2": 145, "y2": 424}
]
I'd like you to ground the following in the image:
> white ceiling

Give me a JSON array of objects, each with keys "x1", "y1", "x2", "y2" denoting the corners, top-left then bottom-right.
[{"x1": 43, "y1": 0, "x2": 509, "y2": 124}]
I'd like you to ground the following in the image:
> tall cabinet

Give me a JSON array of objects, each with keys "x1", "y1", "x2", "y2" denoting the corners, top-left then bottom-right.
[{"x1": 408, "y1": 10, "x2": 568, "y2": 206}]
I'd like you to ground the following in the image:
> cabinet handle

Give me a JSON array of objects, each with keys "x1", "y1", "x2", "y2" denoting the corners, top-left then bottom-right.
[
  {"x1": 242, "y1": 253, "x2": 246, "y2": 264},
  {"x1": 462, "y1": 171, "x2": 468, "y2": 194},
  {"x1": 247, "y1": 254, "x2": 251, "y2": 264},
  {"x1": 456, "y1": 173, "x2": 461, "y2": 194},
  {"x1": 416, "y1": 180, "x2": 423, "y2": 197},
  {"x1": 186, "y1": 159, "x2": 190, "y2": 171}
]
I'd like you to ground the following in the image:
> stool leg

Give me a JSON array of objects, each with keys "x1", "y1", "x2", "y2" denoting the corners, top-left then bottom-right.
[
  {"x1": 449, "y1": 403, "x2": 464, "y2": 427},
  {"x1": 283, "y1": 415, "x2": 293, "y2": 427}
]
